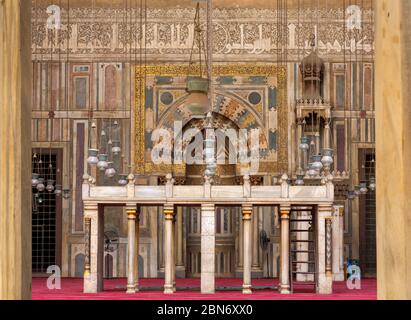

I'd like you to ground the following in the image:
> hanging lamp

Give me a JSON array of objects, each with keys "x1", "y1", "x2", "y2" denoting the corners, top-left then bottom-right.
[{"x1": 185, "y1": 2, "x2": 210, "y2": 119}]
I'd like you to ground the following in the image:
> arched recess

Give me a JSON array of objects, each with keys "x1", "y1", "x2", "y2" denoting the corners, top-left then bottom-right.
[
  {"x1": 157, "y1": 90, "x2": 266, "y2": 133},
  {"x1": 155, "y1": 91, "x2": 269, "y2": 158}
]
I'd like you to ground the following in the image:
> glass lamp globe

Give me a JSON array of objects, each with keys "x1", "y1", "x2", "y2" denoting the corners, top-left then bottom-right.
[
  {"x1": 369, "y1": 177, "x2": 376, "y2": 191},
  {"x1": 299, "y1": 137, "x2": 310, "y2": 151},
  {"x1": 321, "y1": 148, "x2": 334, "y2": 166},
  {"x1": 307, "y1": 163, "x2": 318, "y2": 177},
  {"x1": 87, "y1": 149, "x2": 99, "y2": 165},
  {"x1": 311, "y1": 155, "x2": 323, "y2": 171},
  {"x1": 359, "y1": 182, "x2": 368, "y2": 194},
  {"x1": 46, "y1": 180, "x2": 55, "y2": 193},
  {"x1": 105, "y1": 162, "x2": 116, "y2": 178},
  {"x1": 55, "y1": 184, "x2": 62, "y2": 196},
  {"x1": 347, "y1": 190, "x2": 356, "y2": 200},
  {"x1": 97, "y1": 154, "x2": 109, "y2": 171},
  {"x1": 111, "y1": 141, "x2": 121, "y2": 156},
  {"x1": 118, "y1": 175, "x2": 128, "y2": 186},
  {"x1": 185, "y1": 77, "x2": 209, "y2": 119},
  {"x1": 36, "y1": 178, "x2": 45, "y2": 192},
  {"x1": 32, "y1": 173, "x2": 40, "y2": 187},
  {"x1": 295, "y1": 175, "x2": 305, "y2": 185}
]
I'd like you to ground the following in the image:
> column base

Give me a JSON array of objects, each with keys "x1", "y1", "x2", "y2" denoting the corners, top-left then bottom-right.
[
  {"x1": 201, "y1": 272, "x2": 215, "y2": 294},
  {"x1": 316, "y1": 273, "x2": 333, "y2": 294},
  {"x1": 164, "y1": 285, "x2": 174, "y2": 294},
  {"x1": 279, "y1": 285, "x2": 291, "y2": 294},
  {"x1": 84, "y1": 274, "x2": 102, "y2": 293},
  {"x1": 242, "y1": 285, "x2": 252, "y2": 294},
  {"x1": 126, "y1": 285, "x2": 136, "y2": 294}
]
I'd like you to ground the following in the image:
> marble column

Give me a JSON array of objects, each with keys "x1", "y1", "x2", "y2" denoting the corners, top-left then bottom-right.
[
  {"x1": 84, "y1": 217, "x2": 91, "y2": 278},
  {"x1": 375, "y1": 0, "x2": 411, "y2": 300},
  {"x1": 316, "y1": 205, "x2": 333, "y2": 294},
  {"x1": 201, "y1": 203, "x2": 215, "y2": 294},
  {"x1": 0, "y1": 0, "x2": 32, "y2": 300},
  {"x1": 126, "y1": 206, "x2": 137, "y2": 294},
  {"x1": 279, "y1": 205, "x2": 291, "y2": 294},
  {"x1": 332, "y1": 205, "x2": 345, "y2": 281},
  {"x1": 242, "y1": 205, "x2": 253, "y2": 294},
  {"x1": 163, "y1": 204, "x2": 175, "y2": 294},
  {"x1": 84, "y1": 203, "x2": 104, "y2": 293}
]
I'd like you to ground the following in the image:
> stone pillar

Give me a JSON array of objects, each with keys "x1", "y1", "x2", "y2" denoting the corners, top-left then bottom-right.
[
  {"x1": 242, "y1": 205, "x2": 253, "y2": 294},
  {"x1": 84, "y1": 203, "x2": 104, "y2": 293},
  {"x1": 279, "y1": 205, "x2": 291, "y2": 294},
  {"x1": 126, "y1": 206, "x2": 137, "y2": 294},
  {"x1": 163, "y1": 204, "x2": 175, "y2": 294},
  {"x1": 375, "y1": 0, "x2": 411, "y2": 300},
  {"x1": 0, "y1": 0, "x2": 31, "y2": 300},
  {"x1": 316, "y1": 205, "x2": 333, "y2": 294},
  {"x1": 201, "y1": 203, "x2": 215, "y2": 294},
  {"x1": 332, "y1": 205, "x2": 345, "y2": 281}
]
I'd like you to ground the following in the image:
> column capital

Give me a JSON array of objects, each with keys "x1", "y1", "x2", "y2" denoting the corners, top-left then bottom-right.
[
  {"x1": 163, "y1": 204, "x2": 175, "y2": 220},
  {"x1": 242, "y1": 204, "x2": 253, "y2": 220},
  {"x1": 126, "y1": 206, "x2": 137, "y2": 220},
  {"x1": 84, "y1": 202, "x2": 99, "y2": 220},
  {"x1": 84, "y1": 202, "x2": 98, "y2": 212},
  {"x1": 201, "y1": 203, "x2": 215, "y2": 210},
  {"x1": 337, "y1": 206, "x2": 345, "y2": 217},
  {"x1": 318, "y1": 203, "x2": 333, "y2": 213},
  {"x1": 279, "y1": 204, "x2": 291, "y2": 218}
]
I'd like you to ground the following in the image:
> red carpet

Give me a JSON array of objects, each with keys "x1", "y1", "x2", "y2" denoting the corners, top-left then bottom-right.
[{"x1": 32, "y1": 278, "x2": 376, "y2": 300}]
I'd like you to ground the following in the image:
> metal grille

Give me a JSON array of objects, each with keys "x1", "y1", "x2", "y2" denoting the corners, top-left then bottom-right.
[
  {"x1": 32, "y1": 153, "x2": 57, "y2": 273},
  {"x1": 364, "y1": 154, "x2": 376, "y2": 275}
]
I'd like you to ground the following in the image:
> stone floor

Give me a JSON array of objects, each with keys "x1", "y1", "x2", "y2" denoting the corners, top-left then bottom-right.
[{"x1": 32, "y1": 278, "x2": 377, "y2": 300}]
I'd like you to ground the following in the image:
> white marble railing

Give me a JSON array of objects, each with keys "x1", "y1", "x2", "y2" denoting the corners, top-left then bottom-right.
[{"x1": 82, "y1": 173, "x2": 334, "y2": 205}]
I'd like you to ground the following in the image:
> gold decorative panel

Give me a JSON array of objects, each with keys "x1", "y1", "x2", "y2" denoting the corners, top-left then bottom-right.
[{"x1": 134, "y1": 64, "x2": 288, "y2": 175}]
